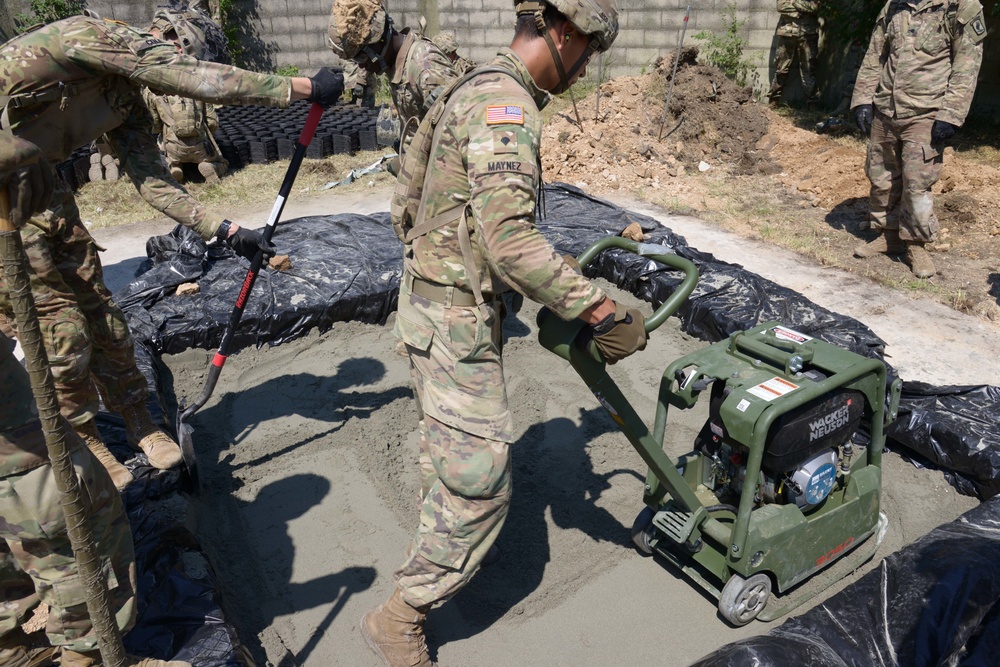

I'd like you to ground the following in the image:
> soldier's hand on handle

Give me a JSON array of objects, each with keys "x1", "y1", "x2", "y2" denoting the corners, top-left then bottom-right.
[
  {"x1": 308, "y1": 67, "x2": 345, "y2": 108},
  {"x1": 0, "y1": 136, "x2": 55, "y2": 228},
  {"x1": 591, "y1": 301, "x2": 647, "y2": 365},
  {"x1": 226, "y1": 225, "x2": 277, "y2": 261},
  {"x1": 852, "y1": 104, "x2": 873, "y2": 136},
  {"x1": 931, "y1": 120, "x2": 958, "y2": 146}
]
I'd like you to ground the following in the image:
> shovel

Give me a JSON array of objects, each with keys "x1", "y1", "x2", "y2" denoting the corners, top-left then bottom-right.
[{"x1": 176, "y1": 102, "x2": 324, "y2": 488}]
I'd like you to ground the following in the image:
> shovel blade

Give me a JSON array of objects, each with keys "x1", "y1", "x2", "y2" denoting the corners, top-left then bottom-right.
[{"x1": 176, "y1": 403, "x2": 199, "y2": 491}]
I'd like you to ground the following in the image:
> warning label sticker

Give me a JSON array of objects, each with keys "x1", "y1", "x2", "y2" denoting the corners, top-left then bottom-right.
[
  {"x1": 747, "y1": 377, "x2": 800, "y2": 402},
  {"x1": 768, "y1": 326, "x2": 812, "y2": 343}
]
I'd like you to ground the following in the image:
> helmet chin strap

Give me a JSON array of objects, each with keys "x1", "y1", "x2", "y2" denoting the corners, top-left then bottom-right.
[
  {"x1": 361, "y1": 15, "x2": 395, "y2": 74},
  {"x1": 534, "y1": 13, "x2": 590, "y2": 126}
]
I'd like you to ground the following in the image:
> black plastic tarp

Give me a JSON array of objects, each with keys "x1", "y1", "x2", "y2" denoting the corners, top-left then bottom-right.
[{"x1": 689, "y1": 496, "x2": 1000, "y2": 667}]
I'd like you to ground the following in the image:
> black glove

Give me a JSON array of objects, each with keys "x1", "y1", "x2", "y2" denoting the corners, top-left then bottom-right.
[
  {"x1": 853, "y1": 104, "x2": 873, "y2": 136},
  {"x1": 226, "y1": 225, "x2": 276, "y2": 261},
  {"x1": 591, "y1": 302, "x2": 647, "y2": 365},
  {"x1": 308, "y1": 67, "x2": 345, "y2": 108},
  {"x1": 931, "y1": 120, "x2": 958, "y2": 145}
]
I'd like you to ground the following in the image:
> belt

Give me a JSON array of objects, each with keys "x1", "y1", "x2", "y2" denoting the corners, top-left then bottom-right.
[{"x1": 409, "y1": 275, "x2": 489, "y2": 307}]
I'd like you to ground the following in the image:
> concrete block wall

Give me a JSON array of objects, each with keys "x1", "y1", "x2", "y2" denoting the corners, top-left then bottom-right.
[{"x1": 13, "y1": 0, "x2": 999, "y2": 117}]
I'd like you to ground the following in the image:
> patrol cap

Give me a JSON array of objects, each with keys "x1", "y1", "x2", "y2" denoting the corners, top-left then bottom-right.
[
  {"x1": 432, "y1": 31, "x2": 459, "y2": 55},
  {"x1": 328, "y1": 0, "x2": 390, "y2": 60},
  {"x1": 515, "y1": 0, "x2": 619, "y2": 53},
  {"x1": 150, "y1": 1, "x2": 230, "y2": 63}
]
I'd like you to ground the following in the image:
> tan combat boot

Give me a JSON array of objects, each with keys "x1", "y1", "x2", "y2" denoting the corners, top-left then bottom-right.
[
  {"x1": 169, "y1": 166, "x2": 185, "y2": 183},
  {"x1": 361, "y1": 588, "x2": 436, "y2": 667},
  {"x1": 853, "y1": 229, "x2": 906, "y2": 258},
  {"x1": 58, "y1": 648, "x2": 190, "y2": 667},
  {"x1": 906, "y1": 242, "x2": 935, "y2": 278},
  {"x1": 0, "y1": 629, "x2": 57, "y2": 667},
  {"x1": 88, "y1": 153, "x2": 104, "y2": 183},
  {"x1": 75, "y1": 420, "x2": 132, "y2": 491},
  {"x1": 121, "y1": 403, "x2": 183, "y2": 470},
  {"x1": 101, "y1": 155, "x2": 119, "y2": 182},
  {"x1": 197, "y1": 162, "x2": 220, "y2": 185}
]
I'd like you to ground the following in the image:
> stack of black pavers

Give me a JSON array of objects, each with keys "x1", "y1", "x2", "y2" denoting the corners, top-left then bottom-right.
[
  {"x1": 213, "y1": 99, "x2": 384, "y2": 169},
  {"x1": 54, "y1": 100, "x2": 386, "y2": 189}
]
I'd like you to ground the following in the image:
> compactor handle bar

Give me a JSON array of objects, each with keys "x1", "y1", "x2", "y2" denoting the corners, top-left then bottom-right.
[{"x1": 576, "y1": 236, "x2": 699, "y2": 333}]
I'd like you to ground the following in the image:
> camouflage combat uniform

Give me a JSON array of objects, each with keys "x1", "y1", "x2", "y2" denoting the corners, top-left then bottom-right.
[
  {"x1": 142, "y1": 89, "x2": 228, "y2": 183},
  {"x1": 390, "y1": 48, "x2": 606, "y2": 607},
  {"x1": 344, "y1": 61, "x2": 377, "y2": 107},
  {"x1": 389, "y1": 28, "x2": 460, "y2": 152},
  {"x1": 0, "y1": 15, "x2": 292, "y2": 427},
  {"x1": 851, "y1": 0, "x2": 986, "y2": 241},
  {"x1": 767, "y1": 0, "x2": 820, "y2": 104},
  {"x1": 0, "y1": 333, "x2": 137, "y2": 652}
]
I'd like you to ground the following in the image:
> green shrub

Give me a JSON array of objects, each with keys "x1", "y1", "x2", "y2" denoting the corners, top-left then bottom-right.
[
  {"x1": 274, "y1": 64, "x2": 300, "y2": 77},
  {"x1": 15, "y1": 0, "x2": 83, "y2": 32},
  {"x1": 694, "y1": 3, "x2": 756, "y2": 87}
]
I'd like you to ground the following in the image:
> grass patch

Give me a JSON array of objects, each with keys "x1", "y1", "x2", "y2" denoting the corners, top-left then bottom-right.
[{"x1": 76, "y1": 151, "x2": 393, "y2": 229}]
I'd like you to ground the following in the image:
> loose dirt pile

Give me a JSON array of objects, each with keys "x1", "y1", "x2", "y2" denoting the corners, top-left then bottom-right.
[
  {"x1": 541, "y1": 48, "x2": 773, "y2": 193},
  {"x1": 767, "y1": 121, "x2": 1000, "y2": 259}
]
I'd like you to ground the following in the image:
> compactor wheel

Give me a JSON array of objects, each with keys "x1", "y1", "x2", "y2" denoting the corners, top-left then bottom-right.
[
  {"x1": 630, "y1": 506, "x2": 656, "y2": 555},
  {"x1": 719, "y1": 572, "x2": 771, "y2": 626}
]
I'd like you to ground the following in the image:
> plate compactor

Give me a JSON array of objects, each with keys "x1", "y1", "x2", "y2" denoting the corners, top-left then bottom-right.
[{"x1": 538, "y1": 237, "x2": 902, "y2": 625}]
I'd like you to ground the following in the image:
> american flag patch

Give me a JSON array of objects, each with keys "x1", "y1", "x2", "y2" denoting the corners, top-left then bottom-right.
[{"x1": 486, "y1": 105, "x2": 524, "y2": 125}]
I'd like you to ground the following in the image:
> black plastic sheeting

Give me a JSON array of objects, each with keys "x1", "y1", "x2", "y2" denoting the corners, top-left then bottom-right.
[
  {"x1": 690, "y1": 496, "x2": 1000, "y2": 667},
  {"x1": 111, "y1": 183, "x2": 1000, "y2": 663}
]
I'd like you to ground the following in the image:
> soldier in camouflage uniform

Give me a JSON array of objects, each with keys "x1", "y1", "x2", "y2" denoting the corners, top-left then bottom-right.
[
  {"x1": 766, "y1": 0, "x2": 820, "y2": 106},
  {"x1": 327, "y1": 0, "x2": 460, "y2": 154},
  {"x1": 142, "y1": 88, "x2": 228, "y2": 185},
  {"x1": 431, "y1": 31, "x2": 476, "y2": 74},
  {"x1": 360, "y1": 1, "x2": 646, "y2": 665},
  {"x1": 0, "y1": 134, "x2": 183, "y2": 667},
  {"x1": 343, "y1": 61, "x2": 378, "y2": 107},
  {"x1": 0, "y1": 6, "x2": 343, "y2": 490},
  {"x1": 851, "y1": 0, "x2": 986, "y2": 278}
]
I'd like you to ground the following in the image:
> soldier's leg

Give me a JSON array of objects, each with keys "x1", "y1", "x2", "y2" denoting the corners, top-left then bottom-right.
[
  {"x1": 0, "y1": 541, "x2": 39, "y2": 637},
  {"x1": 897, "y1": 118, "x2": 941, "y2": 277},
  {"x1": 49, "y1": 192, "x2": 182, "y2": 469},
  {"x1": 856, "y1": 112, "x2": 906, "y2": 257},
  {"x1": 768, "y1": 37, "x2": 794, "y2": 103},
  {"x1": 800, "y1": 33, "x2": 819, "y2": 101},
  {"x1": 0, "y1": 445, "x2": 137, "y2": 653}
]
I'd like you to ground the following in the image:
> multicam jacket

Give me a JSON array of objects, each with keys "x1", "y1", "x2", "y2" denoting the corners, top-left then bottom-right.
[
  {"x1": 390, "y1": 28, "x2": 460, "y2": 150},
  {"x1": 0, "y1": 16, "x2": 291, "y2": 240},
  {"x1": 851, "y1": 0, "x2": 986, "y2": 125},
  {"x1": 0, "y1": 333, "x2": 60, "y2": 477},
  {"x1": 776, "y1": 0, "x2": 820, "y2": 37},
  {"x1": 393, "y1": 48, "x2": 604, "y2": 320}
]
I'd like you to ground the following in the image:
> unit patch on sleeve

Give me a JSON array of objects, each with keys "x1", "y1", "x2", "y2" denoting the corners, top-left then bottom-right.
[
  {"x1": 486, "y1": 104, "x2": 524, "y2": 125},
  {"x1": 493, "y1": 130, "x2": 519, "y2": 154},
  {"x1": 971, "y1": 15, "x2": 986, "y2": 36}
]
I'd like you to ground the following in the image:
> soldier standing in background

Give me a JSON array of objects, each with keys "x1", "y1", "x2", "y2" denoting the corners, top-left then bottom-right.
[
  {"x1": 0, "y1": 5, "x2": 342, "y2": 490},
  {"x1": 432, "y1": 31, "x2": 476, "y2": 74},
  {"x1": 327, "y1": 0, "x2": 459, "y2": 154},
  {"x1": 142, "y1": 89, "x2": 229, "y2": 184},
  {"x1": 851, "y1": 0, "x2": 986, "y2": 278},
  {"x1": 343, "y1": 61, "x2": 378, "y2": 107},
  {"x1": 767, "y1": 0, "x2": 820, "y2": 106},
  {"x1": 0, "y1": 133, "x2": 184, "y2": 667},
  {"x1": 360, "y1": 1, "x2": 647, "y2": 665}
]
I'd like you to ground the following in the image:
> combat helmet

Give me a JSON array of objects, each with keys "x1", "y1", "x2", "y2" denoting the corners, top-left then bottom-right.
[
  {"x1": 328, "y1": 0, "x2": 394, "y2": 71},
  {"x1": 432, "y1": 31, "x2": 459, "y2": 56},
  {"x1": 150, "y1": 0, "x2": 230, "y2": 64},
  {"x1": 514, "y1": 0, "x2": 618, "y2": 53}
]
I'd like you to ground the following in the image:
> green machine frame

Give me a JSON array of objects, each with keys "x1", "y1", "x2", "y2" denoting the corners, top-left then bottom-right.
[{"x1": 538, "y1": 237, "x2": 902, "y2": 624}]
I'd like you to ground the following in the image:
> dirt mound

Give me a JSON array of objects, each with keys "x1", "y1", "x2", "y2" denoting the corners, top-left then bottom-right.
[
  {"x1": 766, "y1": 114, "x2": 1000, "y2": 258},
  {"x1": 541, "y1": 51, "x2": 773, "y2": 193}
]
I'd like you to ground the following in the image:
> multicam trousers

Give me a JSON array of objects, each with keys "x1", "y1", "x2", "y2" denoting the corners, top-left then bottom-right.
[
  {"x1": 392, "y1": 277, "x2": 513, "y2": 608},
  {"x1": 0, "y1": 445, "x2": 137, "y2": 650},
  {"x1": 866, "y1": 111, "x2": 941, "y2": 243},
  {"x1": 0, "y1": 184, "x2": 148, "y2": 426},
  {"x1": 768, "y1": 33, "x2": 819, "y2": 102}
]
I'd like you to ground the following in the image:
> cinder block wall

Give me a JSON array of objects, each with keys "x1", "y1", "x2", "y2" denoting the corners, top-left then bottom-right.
[{"x1": 10, "y1": 0, "x2": 998, "y2": 117}]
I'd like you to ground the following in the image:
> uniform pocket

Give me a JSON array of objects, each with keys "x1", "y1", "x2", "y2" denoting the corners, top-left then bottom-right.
[
  {"x1": 915, "y1": 19, "x2": 947, "y2": 54},
  {"x1": 396, "y1": 313, "x2": 434, "y2": 353}
]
